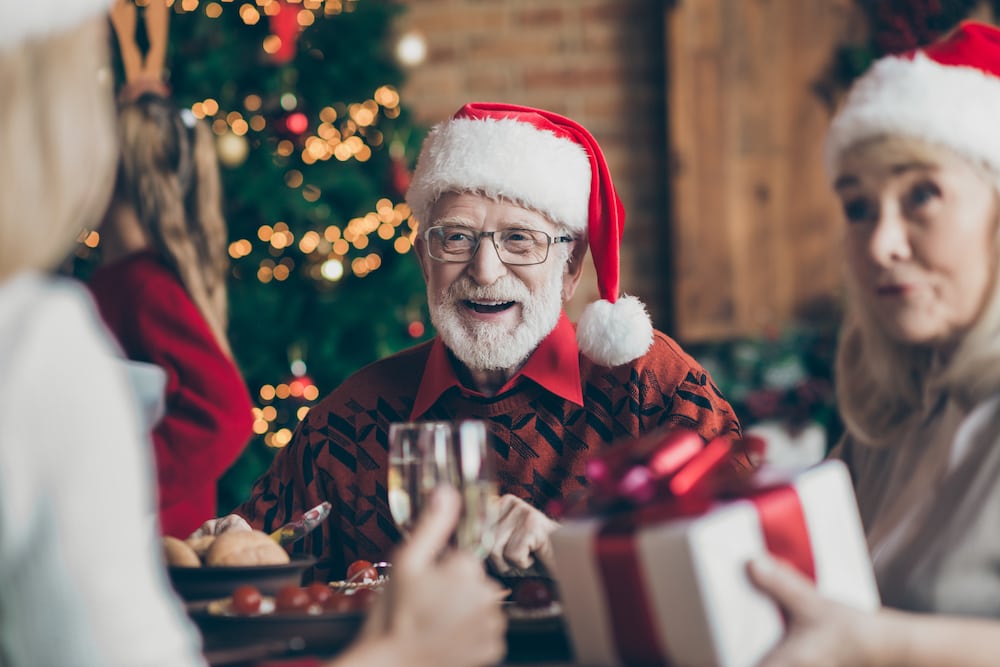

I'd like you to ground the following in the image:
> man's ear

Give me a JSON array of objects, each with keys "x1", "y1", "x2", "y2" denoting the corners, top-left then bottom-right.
[{"x1": 561, "y1": 237, "x2": 588, "y2": 302}]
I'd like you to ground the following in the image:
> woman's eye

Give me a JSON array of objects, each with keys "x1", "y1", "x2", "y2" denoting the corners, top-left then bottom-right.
[
  {"x1": 907, "y1": 182, "x2": 940, "y2": 209},
  {"x1": 842, "y1": 199, "x2": 873, "y2": 223}
]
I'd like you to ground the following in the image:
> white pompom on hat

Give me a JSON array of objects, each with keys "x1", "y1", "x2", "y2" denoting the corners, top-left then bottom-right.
[
  {"x1": 406, "y1": 102, "x2": 654, "y2": 367},
  {"x1": 0, "y1": 0, "x2": 112, "y2": 50},
  {"x1": 825, "y1": 21, "x2": 1000, "y2": 180}
]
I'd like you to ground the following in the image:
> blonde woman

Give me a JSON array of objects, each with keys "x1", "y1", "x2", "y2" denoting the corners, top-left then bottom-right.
[
  {"x1": 89, "y1": 90, "x2": 255, "y2": 539},
  {"x1": 750, "y1": 22, "x2": 1000, "y2": 667}
]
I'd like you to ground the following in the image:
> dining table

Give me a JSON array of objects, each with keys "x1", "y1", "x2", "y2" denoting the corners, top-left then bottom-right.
[{"x1": 191, "y1": 599, "x2": 575, "y2": 667}]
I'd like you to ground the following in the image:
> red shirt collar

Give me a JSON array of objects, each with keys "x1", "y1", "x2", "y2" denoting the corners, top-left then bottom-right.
[{"x1": 409, "y1": 311, "x2": 583, "y2": 420}]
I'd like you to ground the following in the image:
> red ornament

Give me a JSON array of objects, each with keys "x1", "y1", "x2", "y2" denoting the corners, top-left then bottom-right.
[
  {"x1": 407, "y1": 321, "x2": 425, "y2": 339},
  {"x1": 389, "y1": 156, "x2": 412, "y2": 198},
  {"x1": 269, "y1": 0, "x2": 301, "y2": 65},
  {"x1": 288, "y1": 374, "x2": 313, "y2": 398},
  {"x1": 285, "y1": 111, "x2": 309, "y2": 135}
]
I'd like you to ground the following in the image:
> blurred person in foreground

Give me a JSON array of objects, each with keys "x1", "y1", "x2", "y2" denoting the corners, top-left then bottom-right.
[
  {"x1": 198, "y1": 103, "x2": 742, "y2": 581},
  {"x1": 750, "y1": 21, "x2": 1000, "y2": 667},
  {"x1": 0, "y1": 3, "x2": 503, "y2": 666},
  {"x1": 0, "y1": 1, "x2": 203, "y2": 663},
  {"x1": 93, "y1": 5, "x2": 255, "y2": 537}
]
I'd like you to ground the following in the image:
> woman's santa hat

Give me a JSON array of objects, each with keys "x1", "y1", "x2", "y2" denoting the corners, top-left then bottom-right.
[
  {"x1": 406, "y1": 102, "x2": 654, "y2": 367},
  {"x1": 0, "y1": 0, "x2": 111, "y2": 49},
  {"x1": 825, "y1": 21, "x2": 1000, "y2": 177}
]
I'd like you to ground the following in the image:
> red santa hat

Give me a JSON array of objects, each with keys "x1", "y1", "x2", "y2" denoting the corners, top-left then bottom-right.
[
  {"x1": 0, "y1": 0, "x2": 111, "y2": 49},
  {"x1": 825, "y1": 21, "x2": 1000, "y2": 177},
  {"x1": 406, "y1": 102, "x2": 654, "y2": 367}
]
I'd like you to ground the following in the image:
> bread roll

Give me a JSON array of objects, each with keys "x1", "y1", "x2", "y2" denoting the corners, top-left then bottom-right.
[
  {"x1": 163, "y1": 535, "x2": 201, "y2": 567},
  {"x1": 186, "y1": 534, "x2": 216, "y2": 558},
  {"x1": 204, "y1": 530, "x2": 290, "y2": 567}
]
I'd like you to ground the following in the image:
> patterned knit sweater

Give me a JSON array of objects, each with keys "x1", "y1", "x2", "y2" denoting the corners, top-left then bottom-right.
[{"x1": 235, "y1": 328, "x2": 739, "y2": 582}]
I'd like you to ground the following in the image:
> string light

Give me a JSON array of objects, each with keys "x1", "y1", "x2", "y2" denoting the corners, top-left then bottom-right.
[
  {"x1": 320, "y1": 258, "x2": 344, "y2": 281},
  {"x1": 299, "y1": 231, "x2": 321, "y2": 253},
  {"x1": 395, "y1": 30, "x2": 427, "y2": 67},
  {"x1": 239, "y1": 4, "x2": 261, "y2": 24}
]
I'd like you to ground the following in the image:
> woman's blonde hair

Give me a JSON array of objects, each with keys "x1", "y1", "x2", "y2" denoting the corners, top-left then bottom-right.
[
  {"x1": 0, "y1": 18, "x2": 116, "y2": 279},
  {"x1": 834, "y1": 135, "x2": 1000, "y2": 446},
  {"x1": 115, "y1": 94, "x2": 232, "y2": 357}
]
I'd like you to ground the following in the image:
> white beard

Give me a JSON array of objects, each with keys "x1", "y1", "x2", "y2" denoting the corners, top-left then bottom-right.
[{"x1": 430, "y1": 265, "x2": 565, "y2": 371}]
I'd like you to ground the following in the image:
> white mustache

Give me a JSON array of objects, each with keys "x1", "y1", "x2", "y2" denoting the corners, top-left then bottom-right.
[{"x1": 446, "y1": 275, "x2": 530, "y2": 304}]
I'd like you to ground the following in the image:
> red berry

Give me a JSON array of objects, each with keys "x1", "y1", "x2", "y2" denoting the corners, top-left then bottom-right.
[
  {"x1": 306, "y1": 582, "x2": 333, "y2": 605},
  {"x1": 231, "y1": 585, "x2": 263, "y2": 615},
  {"x1": 346, "y1": 559, "x2": 378, "y2": 583},
  {"x1": 322, "y1": 591, "x2": 355, "y2": 613},
  {"x1": 274, "y1": 585, "x2": 311, "y2": 613}
]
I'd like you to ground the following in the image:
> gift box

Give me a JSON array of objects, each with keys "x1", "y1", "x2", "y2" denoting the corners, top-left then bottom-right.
[{"x1": 550, "y1": 458, "x2": 879, "y2": 667}]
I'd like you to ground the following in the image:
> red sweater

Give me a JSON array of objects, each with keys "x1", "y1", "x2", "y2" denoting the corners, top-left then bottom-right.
[
  {"x1": 89, "y1": 251, "x2": 254, "y2": 538},
  {"x1": 235, "y1": 314, "x2": 740, "y2": 582}
]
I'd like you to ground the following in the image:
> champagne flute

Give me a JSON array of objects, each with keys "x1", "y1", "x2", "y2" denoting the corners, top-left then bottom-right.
[
  {"x1": 386, "y1": 421, "x2": 435, "y2": 534},
  {"x1": 387, "y1": 420, "x2": 498, "y2": 558}
]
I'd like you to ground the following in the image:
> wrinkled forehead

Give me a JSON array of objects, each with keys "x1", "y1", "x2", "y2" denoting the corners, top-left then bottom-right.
[
  {"x1": 428, "y1": 190, "x2": 565, "y2": 232},
  {"x1": 834, "y1": 135, "x2": 982, "y2": 188}
]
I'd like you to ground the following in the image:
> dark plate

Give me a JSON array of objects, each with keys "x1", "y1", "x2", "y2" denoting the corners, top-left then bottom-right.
[
  {"x1": 168, "y1": 555, "x2": 317, "y2": 601},
  {"x1": 189, "y1": 601, "x2": 364, "y2": 659}
]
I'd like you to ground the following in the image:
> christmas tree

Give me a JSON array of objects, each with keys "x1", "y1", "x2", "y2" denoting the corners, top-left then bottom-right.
[{"x1": 81, "y1": 0, "x2": 431, "y2": 511}]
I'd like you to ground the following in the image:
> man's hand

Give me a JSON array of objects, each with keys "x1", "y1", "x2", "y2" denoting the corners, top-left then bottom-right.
[
  {"x1": 488, "y1": 494, "x2": 559, "y2": 574},
  {"x1": 188, "y1": 514, "x2": 252, "y2": 540}
]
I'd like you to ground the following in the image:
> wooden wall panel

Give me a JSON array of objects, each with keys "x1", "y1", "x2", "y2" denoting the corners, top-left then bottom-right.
[{"x1": 667, "y1": 0, "x2": 851, "y2": 341}]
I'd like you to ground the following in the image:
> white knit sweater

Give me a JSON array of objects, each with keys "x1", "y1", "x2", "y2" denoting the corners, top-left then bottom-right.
[{"x1": 0, "y1": 273, "x2": 204, "y2": 666}]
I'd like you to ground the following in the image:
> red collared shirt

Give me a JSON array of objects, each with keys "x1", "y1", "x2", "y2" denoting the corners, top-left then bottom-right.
[{"x1": 409, "y1": 311, "x2": 584, "y2": 419}]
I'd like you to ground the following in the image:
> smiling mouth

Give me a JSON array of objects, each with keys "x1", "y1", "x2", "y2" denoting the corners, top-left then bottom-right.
[
  {"x1": 876, "y1": 285, "x2": 911, "y2": 295},
  {"x1": 464, "y1": 300, "x2": 516, "y2": 313}
]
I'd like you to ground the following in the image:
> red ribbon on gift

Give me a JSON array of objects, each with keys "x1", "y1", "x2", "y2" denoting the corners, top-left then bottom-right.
[{"x1": 592, "y1": 436, "x2": 815, "y2": 665}]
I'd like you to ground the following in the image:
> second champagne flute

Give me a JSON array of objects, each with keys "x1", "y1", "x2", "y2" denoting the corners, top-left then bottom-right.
[{"x1": 386, "y1": 420, "x2": 498, "y2": 558}]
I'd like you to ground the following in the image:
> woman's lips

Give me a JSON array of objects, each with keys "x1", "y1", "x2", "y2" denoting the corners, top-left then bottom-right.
[{"x1": 875, "y1": 284, "x2": 913, "y2": 296}]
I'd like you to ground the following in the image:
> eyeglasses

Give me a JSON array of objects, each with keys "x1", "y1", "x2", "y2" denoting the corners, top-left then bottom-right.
[{"x1": 423, "y1": 225, "x2": 573, "y2": 266}]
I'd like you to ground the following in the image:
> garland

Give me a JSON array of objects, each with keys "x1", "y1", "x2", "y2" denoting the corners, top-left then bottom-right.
[{"x1": 818, "y1": 0, "x2": 995, "y2": 106}]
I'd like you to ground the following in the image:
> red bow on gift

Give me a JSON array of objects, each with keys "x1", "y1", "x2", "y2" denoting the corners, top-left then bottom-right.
[{"x1": 582, "y1": 428, "x2": 765, "y2": 512}]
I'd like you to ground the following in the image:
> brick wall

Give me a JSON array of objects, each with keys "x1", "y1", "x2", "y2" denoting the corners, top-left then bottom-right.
[{"x1": 394, "y1": 0, "x2": 670, "y2": 325}]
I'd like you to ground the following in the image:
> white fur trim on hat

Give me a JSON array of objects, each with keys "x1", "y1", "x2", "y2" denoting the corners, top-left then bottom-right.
[
  {"x1": 0, "y1": 0, "x2": 111, "y2": 50},
  {"x1": 406, "y1": 116, "x2": 592, "y2": 231},
  {"x1": 576, "y1": 294, "x2": 654, "y2": 367},
  {"x1": 824, "y1": 53, "x2": 1000, "y2": 180}
]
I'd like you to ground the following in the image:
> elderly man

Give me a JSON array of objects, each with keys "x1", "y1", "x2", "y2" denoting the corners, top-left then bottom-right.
[{"x1": 215, "y1": 103, "x2": 739, "y2": 582}]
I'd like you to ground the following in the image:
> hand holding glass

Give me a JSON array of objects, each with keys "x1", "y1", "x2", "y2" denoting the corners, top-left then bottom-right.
[{"x1": 387, "y1": 420, "x2": 497, "y2": 558}]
